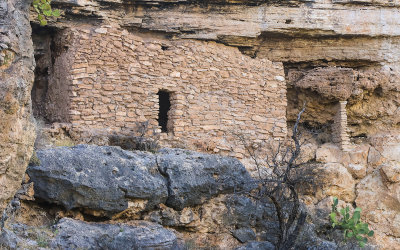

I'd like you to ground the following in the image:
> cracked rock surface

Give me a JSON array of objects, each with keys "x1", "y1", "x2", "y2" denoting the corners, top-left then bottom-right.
[{"x1": 27, "y1": 145, "x2": 253, "y2": 215}]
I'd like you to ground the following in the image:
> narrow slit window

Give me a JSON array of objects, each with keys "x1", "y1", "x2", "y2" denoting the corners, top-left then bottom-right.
[{"x1": 157, "y1": 90, "x2": 171, "y2": 133}]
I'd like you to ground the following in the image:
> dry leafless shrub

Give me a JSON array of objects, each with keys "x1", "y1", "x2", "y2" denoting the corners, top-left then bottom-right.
[{"x1": 238, "y1": 106, "x2": 321, "y2": 249}]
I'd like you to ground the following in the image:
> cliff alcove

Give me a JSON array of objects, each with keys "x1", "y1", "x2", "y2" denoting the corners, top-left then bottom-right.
[{"x1": 1, "y1": 0, "x2": 400, "y2": 249}]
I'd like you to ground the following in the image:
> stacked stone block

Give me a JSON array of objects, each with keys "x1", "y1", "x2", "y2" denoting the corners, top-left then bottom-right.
[
  {"x1": 332, "y1": 101, "x2": 350, "y2": 151},
  {"x1": 48, "y1": 26, "x2": 287, "y2": 159}
]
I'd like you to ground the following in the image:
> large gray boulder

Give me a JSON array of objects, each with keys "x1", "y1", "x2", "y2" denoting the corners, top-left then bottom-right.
[
  {"x1": 27, "y1": 145, "x2": 254, "y2": 215},
  {"x1": 51, "y1": 218, "x2": 178, "y2": 250},
  {"x1": 0, "y1": 218, "x2": 178, "y2": 249},
  {"x1": 158, "y1": 148, "x2": 254, "y2": 210},
  {"x1": 27, "y1": 145, "x2": 168, "y2": 214}
]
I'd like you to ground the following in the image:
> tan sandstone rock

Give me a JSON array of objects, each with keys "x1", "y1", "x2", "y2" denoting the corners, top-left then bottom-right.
[
  {"x1": 0, "y1": 0, "x2": 36, "y2": 215},
  {"x1": 356, "y1": 171, "x2": 400, "y2": 248},
  {"x1": 347, "y1": 164, "x2": 367, "y2": 179},
  {"x1": 314, "y1": 163, "x2": 356, "y2": 203},
  {"x1": 380, "y1": 161, "x2": 400, "y2": 183},
  {"x1": 315, "y1": 143, "x2": 343, "y2": 163}
]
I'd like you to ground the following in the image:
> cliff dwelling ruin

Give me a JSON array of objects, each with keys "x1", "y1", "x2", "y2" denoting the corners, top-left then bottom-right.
[
  {"x1": 30, "y1": 25, "x2": 361, "y2": 156},
  {"x1": 31, "y1": 25, "x2": 288, "y2": 158},
  {"x1": 2, "y1": 0, "x2": 400, "y2": 248}
]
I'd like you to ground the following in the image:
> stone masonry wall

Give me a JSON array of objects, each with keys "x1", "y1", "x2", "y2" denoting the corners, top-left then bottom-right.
[
  {"x1": 332, "y1": 101, "x2": 350, "y2": 151},
  {"x1": 56, "y1": 26, "x2": 287, "y2": 159}
]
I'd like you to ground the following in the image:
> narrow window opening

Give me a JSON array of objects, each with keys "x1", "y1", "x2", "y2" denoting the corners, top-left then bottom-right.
[{"x1": 157, "y1": 90, "x2": 171, "y2": 133}]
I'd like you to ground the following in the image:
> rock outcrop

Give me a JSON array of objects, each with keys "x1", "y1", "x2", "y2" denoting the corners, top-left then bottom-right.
[
  {"x1": 158, "y1": 148, "x2": 255, "y2": 210},
  {"x1": 0, "y1": 218, "x2": 178, "y2": 249},
  {"x1": 0, "y1": 0, "x2": 36, "y2": 215},
  {"x1": 3, "y1": 144, "x2": 385, "y2": 249},
  {"x1": 19, "y1": 0, "x2": 400, "y2": 248},
  {"x1": 27, "y1": 145, "x2": 168, "y2": 215},
  {"x1": 314, "y1": 140, "x2": 400, "y2": 248},
  {"x1": 27, "y1": 145, "x2": 253, "y2": 215}
]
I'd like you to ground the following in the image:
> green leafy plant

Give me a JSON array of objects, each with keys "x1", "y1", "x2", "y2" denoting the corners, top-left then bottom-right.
[
  {"x1": 32, "y1": 0, "x2": 61, "y2": 26},
  {"x1": 329, "y1": 197, "x2": 374, "y2": 248},
  {"x1": 36, "y1": 234, "x2": 49, "y2": 248}
]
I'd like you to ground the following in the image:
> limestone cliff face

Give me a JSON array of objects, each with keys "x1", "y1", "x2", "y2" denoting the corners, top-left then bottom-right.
[
  {"x1": 28, "y1": 0, "x2": 400, "y2": 248},
  {"x1": 0, "y1": 0, "x2": 36, "y2": 215}
]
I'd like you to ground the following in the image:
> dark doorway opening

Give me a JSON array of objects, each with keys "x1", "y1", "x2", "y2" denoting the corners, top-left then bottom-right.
[{"x1": 157, "y1": 90, "x2": 171, "y2": 133}]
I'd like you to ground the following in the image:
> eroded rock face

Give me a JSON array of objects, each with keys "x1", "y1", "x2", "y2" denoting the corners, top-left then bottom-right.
[
  {"x1": 51, "y1": 218, "x2": 178, "y2": 249},
  {"x1": 0, "y1": 218, "x2": 178, "y2": 249},
  {"x1": 158, "y1": 148, "x2": 255, "y2": 210},
  {"x1": 356, "y1": 171, "x2": 400, "y2": 248},
  {"x1": 0, "y1": 0, "x2": 36, "y2": 215},
  {"x1": 314, "y1": 163, "x2": 356, "y2": 203},
  {"x1": 27, "y1": 145, "x2": 253, "y2": 216},
  {"x1": 313, "y1": 141, "x2": 400, "y2": 248},
  {"x1": 27, "y1": 145, "x2": 169, "y2": 215},
  {"x1": 23, "y1": 0, "x2": 400, "y2": 248}
]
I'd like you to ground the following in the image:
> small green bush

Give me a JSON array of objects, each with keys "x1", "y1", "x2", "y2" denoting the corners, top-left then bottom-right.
[
  {"x1": 329, "y1": 197, "x2": 374, "y2": 248},
  {"x1": 32, "y1": 0, "x2": 60, "y2": 26},
  {"x1": 36, "y1": 234, "x2": 49, "y2": 248}
]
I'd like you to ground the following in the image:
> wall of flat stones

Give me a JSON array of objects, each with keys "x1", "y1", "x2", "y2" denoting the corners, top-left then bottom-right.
[
  {"x1": 332, "y1": 101, "x2": 350, "y2": 151},
  {"x1": 53, "y1": 26, "x2": 287, "y2": 158}
]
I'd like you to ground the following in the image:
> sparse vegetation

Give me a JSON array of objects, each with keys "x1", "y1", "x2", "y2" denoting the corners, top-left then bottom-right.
[
  {"x1": 240, "y1": 105, "x2": 319, "y2": 249},
  {"x1": 32, "y1": 0, "x2": 60, "y2": 26},
  {"x1": 329, "y1": 197, "x2": 374, "y2": 248},
  {"x1": 36, "y1": 234, "x2": 49, "y2": 248}
]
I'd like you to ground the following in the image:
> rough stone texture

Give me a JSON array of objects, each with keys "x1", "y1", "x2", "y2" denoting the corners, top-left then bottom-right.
[
  {"x1": 27, "y1": 145, "x2": 253, "y2": 215},
  {"x1": 316, "y1": 143, "x2": 369, "y2": 166},
  {"x1": 288, "y1": 67, "x2": 356, "y2": 100},
  {"x1": 51, "y1": 218, "x2": 178, "y2": 249},
  {"x1": 380, "y1": 161, "x2": 400, "y2": 183},
  {"x1": 0, "y1": 0, "x2": 36, "y2": 215},
  {"x1": 143, "y1": 193, "x2": 280, "y2": 247},
  {"x1": 31, "y1": 28, "x2": 74, "y2": 123},
  {"x1": 31, "y1": 0, "x2": 400, "y2": 137},
  {"x1": 314, "y1": 141, "x2": 400, "y2": 248},
  {"x1": 235, "y1": 241, "x2": 275, "y2": 250},
  {"x1": 24, "y1": 0, "x2": 400, "y2": 248},
  {"x1": 232, "y1": 227, "x2": 256, "y2": 243},
  {"x1": 356, "y1": 171, "x2": 400, "y2": 248},
  {"x1": 332, "y1": 101, "x2": 350, "y2": 150},
  {"x1": 0, "y1": 218, "x2": 178, "y2": 250},
  {"x1": 27, "y1": 145, "x2": 168, "y2": 215},
  {"x1": 314, "y1": 163, "x2": 356, "y2": 203},
  {"x1": 158, "y1": 148, "x2": 254, "y2": 210},
  {"x1": 347, "y1": 164, "x2": 367, "y2": 179}
]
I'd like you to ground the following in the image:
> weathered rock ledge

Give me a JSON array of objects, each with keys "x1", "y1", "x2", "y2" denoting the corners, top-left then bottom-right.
[{"x1": 27, "y1": 145, "x2": 253, "y2": 215}]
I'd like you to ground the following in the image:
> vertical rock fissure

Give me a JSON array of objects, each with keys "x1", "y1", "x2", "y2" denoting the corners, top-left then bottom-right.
[{"x1": 156, "y1": 156, "x2": 172, "y2": 206}]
